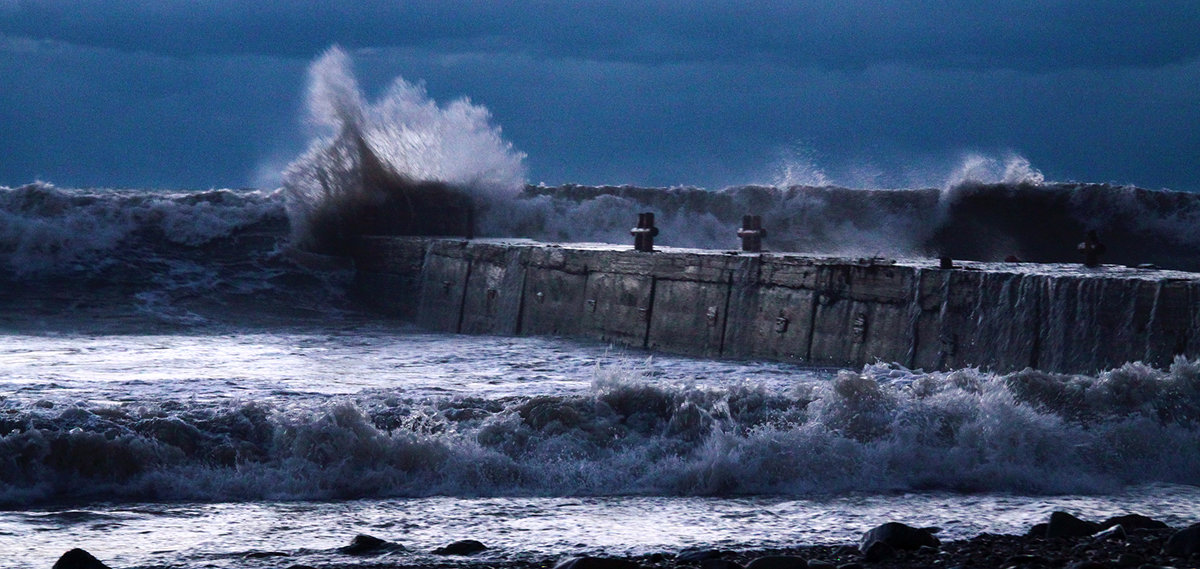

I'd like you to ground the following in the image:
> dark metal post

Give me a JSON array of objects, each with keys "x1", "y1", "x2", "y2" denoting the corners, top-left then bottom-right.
[
  {"x1": 464, "y1": 202, "x2": 475, "y2": 240},
  {"x1": 1078, "y1": 230, "x2": 1106, "y2": 267},
  {"x1": 631, "y1": 212, "x2": 659, "y2": 252},
  {"x1": 737, "y1": 214, "x2": 766, "y2": 252}
]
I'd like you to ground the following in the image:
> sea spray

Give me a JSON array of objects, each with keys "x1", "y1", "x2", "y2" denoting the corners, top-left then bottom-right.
[{"x1": 281, "y1": 47, "x2": 526, "y2": 254}]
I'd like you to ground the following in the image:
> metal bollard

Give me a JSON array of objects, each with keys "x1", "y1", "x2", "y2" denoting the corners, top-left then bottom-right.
[
  {"x1": 737, "y1": 214, "x2": 767, "y2": 252},
  {"x1": 631, "y1": 212, "x2": 660, "y2": 252},
  {"x1": 1077, "y1": 230, "x2": 1106, "y2": 267}
]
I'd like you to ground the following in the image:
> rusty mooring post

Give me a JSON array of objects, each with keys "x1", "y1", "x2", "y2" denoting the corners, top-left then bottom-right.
[
  {"x1": 737, "y1": 214, "x2": 766, "y2": 252},
  {"x1": 631, "y1": 212, "x2": 659, "y2": 252},
  {"x1": 1078, "y1": 230, "x2": 1106, "y2": 267},
  {"x1": 464, "y1": 202, "x2": 475, "y2": 240}
]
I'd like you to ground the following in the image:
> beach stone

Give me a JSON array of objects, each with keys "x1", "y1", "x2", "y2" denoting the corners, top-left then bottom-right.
[
  {"x1": 862, "y1": 541, "x2": 895, "y2": 562},
  {"x1": 834, "y1": 563, "x2": 862, "y2": 569},
  {"x1": 1028, "y1": 523, "x2": 1049, "y2": 537},
  {"x1": 805, "y1": 561, "x2": 835, "y2": 569},
  {"x1": 433, "y1": 539, "x2": 487, "y2": 555},
  {"x1": 552, "y1": 556, "x2": 639, "y2": 569},
  {"x1": 834, "y1": 545, "x2": 860, "y2": 557},
  {"x1": 700, "y1": 559, "x2": 742, "y2": 569},
  {"x1": 859, "y1": 522, "x2": 940, "y2": 553},
  {"x1": 1047, "y1": 512, "x2": 1100, "y2": 538},
  {"x1": 1116, "y1": 553, "x2": 1144, "y2": 567},
  {"x1": 52, "y1": 549, "x2": 110, "y2": 569},
  {"x1": 744, "y1": 555, "x2": 807, "y2": 569},
  {"x1": 1093, "y1": 524, "x2": 1127, "y2": 542},
  {"x1": 1003, "y1": 553, "x2": 1047, "y2": 566},
  {"x1": 1101, "y1": 514, "x2": 1169, "y2": 532},
  {"x1": 678, "y1": 549, "x2": 729, "y2": 562},
  {"x1": 1065, "y1": 562, "x2": 1107, "y2": 569},
  {"x1": 1164, "y1": 522, "x2": 1200, "y2": 557},
  {"x1": 340, "y1": 533, "x2": 404, "y2": 555}
]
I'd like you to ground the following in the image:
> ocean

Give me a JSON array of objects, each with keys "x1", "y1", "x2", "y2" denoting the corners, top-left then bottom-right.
[
  {"x1": 2, "y1": 181, "x2": 1200, "y2": 569},
  {"x1": 3, "y1": 47, "x2": 1200, "y2": 569}
]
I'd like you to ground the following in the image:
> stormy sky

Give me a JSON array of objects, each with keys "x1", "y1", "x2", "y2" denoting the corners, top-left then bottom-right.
[{"x1": 2, "y1": 1, "x2": 1198, "y2": 191}]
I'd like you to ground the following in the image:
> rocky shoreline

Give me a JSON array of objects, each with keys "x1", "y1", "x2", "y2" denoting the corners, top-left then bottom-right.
[{"x1": 51, "y1": 512, "x2": 1200, "y2": 569}]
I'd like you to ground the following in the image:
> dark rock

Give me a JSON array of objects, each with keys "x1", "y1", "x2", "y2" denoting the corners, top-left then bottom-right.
[
  {"x1": 701, "y1": 559, "x2": 743, "y2": 569},
  {"x1": 1028, "y1": 523, "x2": 1049, "y2": 537},
  {"x1": 744, "y1": 555, "x2": 807, "y2": 569},
  {"x1": 243, "y1": 551, "x2": 290, "y2": 559},
  {"x1": 859, "y1": 522, "x2": 940, "y2": 553},
  {"x1": 1047, "y1": 511, "x2": 1101, "y2": 538},
  {"x1": 677, "y1": 549, "x2": 729, "y2": 562},
  {"x1": 1004, "y1": 553, "x2": 1048, "y2": 565},
  {"x1": 1093, "y1": 524, "x2": 1127, "y2": 542},
  {"x1": 806, "y1": 561, "x2": 835, "y2": 569},
  {"x1": 1065, "y1": 562, "x2": 1108, "y2": 569},
  {"x1": 862, "y1": 541, "x2": 895, "y2": 562},
  {"x1": 835, "y1": 563, "x2": 863, "y2": 569},
  {"x1": 552, "y1": 556, "x2": 640, "y2": 569},
  {"x1": 834, "y1": 545, "x2": 860, "y2": 557},
  {"x1": 52, "y1": 549, "x2": 111, "y2": 569},
  {"x1": 1100, "y1": 514, "x2": 1169, "y2": 532},
  {"x1": 340, "y1": 533, "x2": 404, "y2": 555},
  {"x1": 1116, "y1": 553, "x2": 1143, "y2": 567},
  {"x1": 1164, "y1": 522, "x2": 1200, "y2": 557},
  {"x1": 433, "y1": 539, "x2": 487, "y2": 555}
]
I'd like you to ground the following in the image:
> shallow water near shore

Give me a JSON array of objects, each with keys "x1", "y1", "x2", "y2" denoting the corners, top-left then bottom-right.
[
  {"x1": 2, "y1": 324, "x2": 1199, "y2": 568},
  {"x1": 4, "y1": 485, "x2": 1200, "y2": 568}
]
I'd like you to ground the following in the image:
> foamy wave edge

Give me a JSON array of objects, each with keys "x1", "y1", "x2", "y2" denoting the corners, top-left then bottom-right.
[{"x1": 3, "y1": 359, "x2": 1198, "y2": 506}]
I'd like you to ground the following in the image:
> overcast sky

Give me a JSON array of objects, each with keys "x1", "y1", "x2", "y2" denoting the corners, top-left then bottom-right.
[{"x1": 2, "y1": 1, "x2": 1198, "y2": 191}]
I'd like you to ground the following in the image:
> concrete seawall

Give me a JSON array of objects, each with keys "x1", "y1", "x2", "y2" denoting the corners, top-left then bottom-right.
[{"x1": 352, "y1": 236, "x2": 1200, "y2": 374}]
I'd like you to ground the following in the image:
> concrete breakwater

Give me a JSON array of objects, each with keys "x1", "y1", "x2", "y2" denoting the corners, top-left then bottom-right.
[{"x1": 352, "y1": 236, "x2": 1200, "y2": 374}]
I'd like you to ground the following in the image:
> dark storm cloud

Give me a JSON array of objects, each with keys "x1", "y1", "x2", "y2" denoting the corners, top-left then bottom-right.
[
  {"x1": 3, "y1": 1, "x2": 1199, "y2": 71},
  {"x1": 1, "y1": 2, "x2": 1198, "y2": 191}
]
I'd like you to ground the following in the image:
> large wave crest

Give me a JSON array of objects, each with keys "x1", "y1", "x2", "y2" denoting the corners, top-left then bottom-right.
[{"x1": 282, "y1": 47, "x2": 527, "y2": 254}]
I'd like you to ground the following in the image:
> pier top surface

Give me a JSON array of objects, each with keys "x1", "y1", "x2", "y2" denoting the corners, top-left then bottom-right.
[{"x1": 361, "y1": 235, "x2": 1200, "y2": 283}]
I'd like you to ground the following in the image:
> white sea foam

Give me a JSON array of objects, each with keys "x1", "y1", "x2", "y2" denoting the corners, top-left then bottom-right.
[{"x1": 3, "y1": 337, "x2": 1198, "y2": 507}]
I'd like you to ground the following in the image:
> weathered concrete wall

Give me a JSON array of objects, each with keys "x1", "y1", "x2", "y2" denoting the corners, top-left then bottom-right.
[{"x1": 351, "y1": 236, "x2": 1200, "y2": 374}]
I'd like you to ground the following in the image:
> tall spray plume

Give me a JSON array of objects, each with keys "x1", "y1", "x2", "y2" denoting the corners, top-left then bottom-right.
[{"x1": 282, "y1": 47, "x2": 526, "y2": 254}]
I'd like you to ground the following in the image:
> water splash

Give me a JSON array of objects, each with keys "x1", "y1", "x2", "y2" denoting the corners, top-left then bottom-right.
[
  {"x1": 281, "y1": 47, "x2": 527, "y2": 253},
  {"x1": 770, "y1": 143, "x2": 831, "y2": 188},
  {"x1": 944, "y1": 153, "x2": 1045, "y2": 190}
]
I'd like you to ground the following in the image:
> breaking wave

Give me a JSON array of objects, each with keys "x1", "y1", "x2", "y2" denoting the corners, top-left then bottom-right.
[
  {"x1": 491, "y1": 181, "x2": 1200, "y2": 271},
  {"x1": 281, "y1": 47, "x2": 526, "y2": 255},
  {"x1": 0, "y1": 182, "x2": 356, "y2": 328},
  {"x1": 0, "y1": 182, "x2": 283, "y2": 276},
  {"x1": 2, "y1": 358, "x2": 1199, "y2": 506}
]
